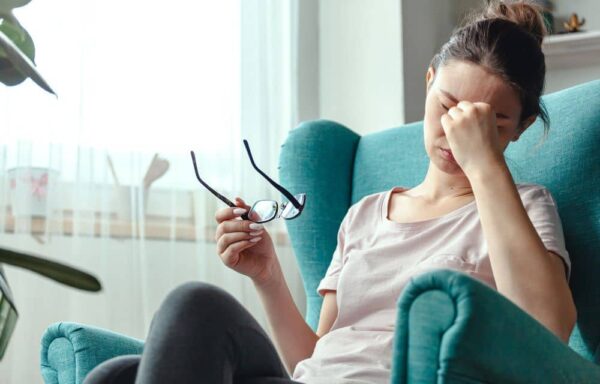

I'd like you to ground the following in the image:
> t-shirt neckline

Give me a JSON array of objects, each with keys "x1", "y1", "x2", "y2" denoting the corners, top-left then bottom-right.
[{"x1": 380, "y1": 186, "x2": 477, "y2": 231}]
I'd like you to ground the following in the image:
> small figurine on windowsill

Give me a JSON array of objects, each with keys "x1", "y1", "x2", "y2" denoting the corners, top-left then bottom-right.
[{"x1": 558, "y1": 13, "x2": 586, "y2": 34}]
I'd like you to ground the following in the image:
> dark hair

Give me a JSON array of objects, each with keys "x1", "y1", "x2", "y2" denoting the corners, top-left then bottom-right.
[{"x1": 429, "y1": 0, "x2": 550, "y2": 140}]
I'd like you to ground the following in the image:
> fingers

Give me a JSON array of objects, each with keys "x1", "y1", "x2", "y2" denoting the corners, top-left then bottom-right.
[
  {"x1": 456, "y1": 100, "x2": 473, "y2": 111},
  {"x1": 440, "y1": 113, "x2": 453, "y2": 127},
  {"x1": 447, "y1": 106, "x2": 462, "y2": 120},
  {"x1": 217, "y1": 231, "x2": 262, "y2": 254},
  {"x1": 472, "y1": 101, "x2": 492, "y2": 112},
  {"x1": 215, "y1": 195, "x2": 254, "y2": 222},
  {"x1": 214, "y1": 208, "x2": 245, "y2": 224},
  {"x1": 215, "y1": 218, "x2": 264, "y2": 241},
  {"x1": 455, "y1": 101, "x2": 491, "y2": 116},
  {"x1": 235, "y1": 197, "x2": 251, "y2": 210},
  {"x1": 217, "y1": 233, "x2": 263, "y2": 267},
  {"x1": 219, "y1": 240, "x2": 252, "y2": 268},
  {"x1": 235, "y1": 197, "x2": 263, "y2": 221}
]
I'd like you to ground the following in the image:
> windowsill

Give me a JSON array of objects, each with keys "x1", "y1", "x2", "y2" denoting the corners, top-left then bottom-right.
[{"x1": 1, "y1": 210, "x2": 291, "y2": 246}]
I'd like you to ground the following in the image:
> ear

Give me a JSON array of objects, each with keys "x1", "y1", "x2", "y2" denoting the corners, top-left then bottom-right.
[
  {"x1": 512, "y1": 115, "x2": 537, "y2": 141},
  {"x1": 425, "y1": 67, "x2": 435, "y2": 93}
]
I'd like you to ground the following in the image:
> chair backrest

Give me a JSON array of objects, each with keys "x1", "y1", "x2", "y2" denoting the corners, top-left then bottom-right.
[{"x1": 279, "y1": 79, "x2": 600, "y2": 362}]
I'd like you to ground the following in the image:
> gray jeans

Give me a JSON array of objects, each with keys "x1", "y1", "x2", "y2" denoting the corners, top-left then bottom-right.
[{"x1": 84, "y1": 281, "x2": 304, "y2": 384}]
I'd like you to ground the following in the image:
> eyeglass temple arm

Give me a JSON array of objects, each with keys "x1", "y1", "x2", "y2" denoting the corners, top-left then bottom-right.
[
  {"x1": 190, "y1": 151, "x2": 235, "y2": 208},
  {"x1": 243, "y1": 140, "x2": 302, "y2": 209}
]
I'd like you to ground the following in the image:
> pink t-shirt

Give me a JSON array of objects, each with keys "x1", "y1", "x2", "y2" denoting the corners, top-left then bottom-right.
[{"x1": 291, "y1": 183, "x2": 571, "y2": 384}]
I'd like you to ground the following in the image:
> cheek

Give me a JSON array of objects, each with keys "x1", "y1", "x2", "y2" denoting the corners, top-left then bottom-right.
[
  {"x1": 424, "y1": 112, "x2": 446, "y2": 139},
  {"x1": 425, "y1": 100, "x2": 445, "y2": 127},
  {"x1": 497, "y1": 125, "x2": 516, "y2": 141}
]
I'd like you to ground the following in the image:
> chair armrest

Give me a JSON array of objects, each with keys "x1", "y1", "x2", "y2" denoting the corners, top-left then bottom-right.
[
  {"x1": 279, "y1": 119, "x2": 360, "y2": 331},
  {"x1": 391, "y1": 269, "x2": 600, "y2": 383},
  {"x1": 40, "y1": 321, "x2": 144, "y2": 384}
]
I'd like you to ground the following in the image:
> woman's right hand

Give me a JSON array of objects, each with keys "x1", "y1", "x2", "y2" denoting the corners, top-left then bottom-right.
[{"x1": 214, "y1": 197, "x2": 280, "y2": 286}]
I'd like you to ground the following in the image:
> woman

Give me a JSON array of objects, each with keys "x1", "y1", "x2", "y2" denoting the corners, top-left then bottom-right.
[{"x1": 85, "y1": 1, "x2": 576, "y2": 383}]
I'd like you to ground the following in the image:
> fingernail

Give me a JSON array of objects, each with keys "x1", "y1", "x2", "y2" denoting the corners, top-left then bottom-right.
[
  {"x1": 249, "y1": 230, "x2": 264, "y2": 236},
  {"x1": 249, "y1": 223, "x2": 264, "y2": 230},
  {"x1": 233, "y1": 208, "x2": 247, "y2": 215},
  {"x1": 249, "y1": 236, "x2": 262, "y2": 242}
]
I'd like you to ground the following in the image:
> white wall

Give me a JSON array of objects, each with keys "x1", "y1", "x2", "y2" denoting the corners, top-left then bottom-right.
[
  {"x1": 297, "y1": 0, "x2": 321, "y2": 123},
  {"x1": 400, "y1": 0, "x2": 456, "y2": 124},
  {"x1": 319, "y1": 0, "x2": 404, "y2": 136}
]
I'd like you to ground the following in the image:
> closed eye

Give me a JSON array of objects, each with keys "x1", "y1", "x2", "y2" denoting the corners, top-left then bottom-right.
[{"x1": 440, "y1": 103, "x2": 449, "y2": 111}]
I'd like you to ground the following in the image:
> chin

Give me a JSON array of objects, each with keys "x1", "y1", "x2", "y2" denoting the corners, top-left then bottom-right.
[{"x1": 433, "y1": 153, "x2": 465, "y2": 174}]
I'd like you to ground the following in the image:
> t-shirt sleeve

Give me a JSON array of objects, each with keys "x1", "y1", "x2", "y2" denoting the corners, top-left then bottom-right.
[
  {"x1": 316, "y1": 207, "x2": 353, "y2": 297},
  {"x1": 522, "y1": 186, "x2": 571, "y2": 281}
]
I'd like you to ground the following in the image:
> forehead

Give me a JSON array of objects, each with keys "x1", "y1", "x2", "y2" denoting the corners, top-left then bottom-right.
[{"x1": 435, "y1": 60, "x2": 521, "y2": 119}]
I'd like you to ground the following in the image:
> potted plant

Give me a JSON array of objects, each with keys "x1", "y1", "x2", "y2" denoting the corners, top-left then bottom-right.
[{"x1": 0, "y1": 0, "x2": 101, "y2": 360}]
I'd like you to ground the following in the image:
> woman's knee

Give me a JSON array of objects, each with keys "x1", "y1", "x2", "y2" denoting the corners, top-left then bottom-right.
[
  {"x1": 160, "y1": 281, "x2": 241, "y2": 320},
  {"x1": 83, "y1": 355, "x2": 140, "y2": 384}
]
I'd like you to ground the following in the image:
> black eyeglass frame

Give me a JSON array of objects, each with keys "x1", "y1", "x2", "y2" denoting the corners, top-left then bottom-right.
[{"x1": 190, "y1": 139, "x2": 305, "y2": 223}]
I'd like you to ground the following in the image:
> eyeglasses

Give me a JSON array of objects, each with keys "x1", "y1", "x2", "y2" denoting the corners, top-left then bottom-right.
[{"x1": 190, "y1": 140, "x2": 306, "y2": 224}]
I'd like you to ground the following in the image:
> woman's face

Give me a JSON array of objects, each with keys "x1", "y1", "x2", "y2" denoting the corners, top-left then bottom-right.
[{"x1": 423, "y1": 60, "x2": 529, "y2": 175}]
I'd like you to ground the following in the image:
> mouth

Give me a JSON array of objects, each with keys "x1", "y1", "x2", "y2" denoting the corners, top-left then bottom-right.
[{"x1": 440, "y1": 147, "x2": 455, "y2": 161}]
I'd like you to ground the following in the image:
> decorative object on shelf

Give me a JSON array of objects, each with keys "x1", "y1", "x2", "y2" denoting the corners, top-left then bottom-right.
[
  {"x1": 6, "y1": 167, "x2": 59, "y2": 217},
  {"x1": 143, "y1": 153, "x2": 170, "y2": 192},
  {"x1": 562, "y1": 13, "x2": 586, "y2": 33},
  {"x1": 0, "y1": 0, "x2": 102, "y2": 361},
  {"x1": 107, "y1": 153, "x2": 170, "y2": 220}
]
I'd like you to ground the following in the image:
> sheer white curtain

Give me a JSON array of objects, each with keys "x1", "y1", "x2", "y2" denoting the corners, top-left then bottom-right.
[{"x1": 0, "y1": 0, "x2": 304, "y2": 382}]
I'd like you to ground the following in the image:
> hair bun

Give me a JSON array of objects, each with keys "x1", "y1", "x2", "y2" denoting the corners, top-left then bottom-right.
[{"x1": 474, "y1": 0, "x2": 548, "y2": 45}]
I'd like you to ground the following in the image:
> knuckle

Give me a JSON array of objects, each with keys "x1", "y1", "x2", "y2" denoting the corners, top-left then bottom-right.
[
  {"x1": 220, "y1": 232, "x2": 229, "y2": 244},
  {"x1": 222, "y1": 251, "x2": 232, "y2": 265}
]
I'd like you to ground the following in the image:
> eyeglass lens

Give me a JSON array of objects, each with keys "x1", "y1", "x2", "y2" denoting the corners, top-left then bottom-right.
[
  {"x1": 249, "y1": 193, "x2": 305, "y2": 223},
  {"x1": 251, "y1": 201, "x2": 278, "y2": 223},
  {"x1": 279, "y1": 193, "x2": 305, "y2": 219}
]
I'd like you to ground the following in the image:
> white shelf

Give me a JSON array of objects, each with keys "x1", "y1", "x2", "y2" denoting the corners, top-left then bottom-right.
[
  {"x1": 542, "y1": 30, "x2": 600, "y2": 56},
  {"x1": 542, "y1": 31, "x2": 600, "y2": 69}
]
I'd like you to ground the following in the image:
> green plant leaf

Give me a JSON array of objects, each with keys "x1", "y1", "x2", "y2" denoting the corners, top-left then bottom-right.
[
  {"x1": 0, "y1": 14, "x2": 33, "y2": 85},
  {"x1": 0, "y1": 293, "x2": 18, "y2": 361},
  {"x1": 0, "y1": 13, "x2": 55, "y2": 94},
  {"x1": 0, "y1": 247, "x2": 102, "y2": 292},
  {"x1": 0, "y1": 0, "x2": 30, "y2": 15}
]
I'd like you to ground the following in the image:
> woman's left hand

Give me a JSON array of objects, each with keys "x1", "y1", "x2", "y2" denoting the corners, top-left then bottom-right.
[{"x1": 440, "y1": 100, "x2": 505, "y2": 178}]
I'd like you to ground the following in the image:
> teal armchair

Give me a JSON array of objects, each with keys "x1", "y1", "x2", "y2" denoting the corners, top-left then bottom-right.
[{"x1": 41, "y1": 79, "x2": 600, "y2": 383}]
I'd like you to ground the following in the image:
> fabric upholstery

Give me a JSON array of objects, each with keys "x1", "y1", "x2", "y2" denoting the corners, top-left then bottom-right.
[
  {"x1": 40, "y1": 322, "x2": 143, "y2": 384},
  {"x1": 390, "y1": 269, "x2": 600, "y2": 383}
]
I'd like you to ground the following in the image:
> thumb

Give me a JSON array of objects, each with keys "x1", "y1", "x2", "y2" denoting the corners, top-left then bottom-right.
[{"x1": 235, "y1": 197, "x2": 251, "y2": 210}]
